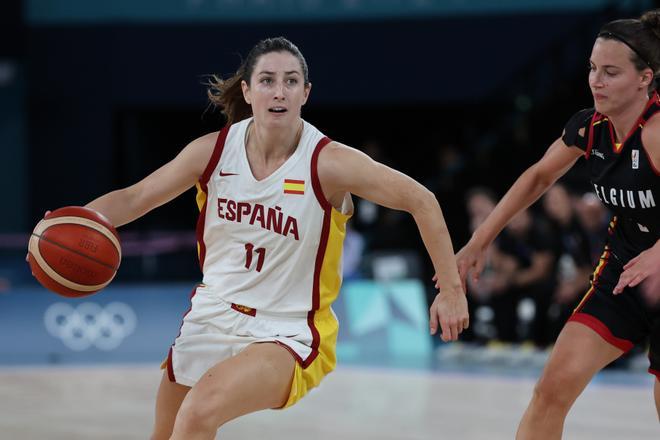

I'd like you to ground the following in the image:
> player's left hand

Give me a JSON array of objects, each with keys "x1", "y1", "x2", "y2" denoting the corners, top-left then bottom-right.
[
  {"x1": 613, "y1": 242, "x2": 660, "y2": 295},
  {"x1": 429, "y1": 287, "x2": 469, "y2": 342}
]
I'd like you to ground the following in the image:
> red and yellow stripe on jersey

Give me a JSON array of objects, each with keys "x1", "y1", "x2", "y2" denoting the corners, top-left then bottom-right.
[
  {"x1": 281, "y1": 139, "x2": 350, "y2": 408},
  {"x1": 195, "y1": 126, "x2": 229, "y2": 269},
  {"x1": 572, "y1": 245, "x2": 611, "y2": 313}
]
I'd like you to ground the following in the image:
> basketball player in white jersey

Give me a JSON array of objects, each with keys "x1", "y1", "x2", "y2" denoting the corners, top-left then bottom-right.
[{"x1": 82, "y1": 37, "x2": 468, "y2": 439}]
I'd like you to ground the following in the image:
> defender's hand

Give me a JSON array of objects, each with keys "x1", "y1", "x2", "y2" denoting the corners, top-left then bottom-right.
[
  {"x1": 455, "y1": 239, "x2": 487, "y2": 292},
  {"x1": 613, "y1": 242, "x2": 660, "y2": 295}
]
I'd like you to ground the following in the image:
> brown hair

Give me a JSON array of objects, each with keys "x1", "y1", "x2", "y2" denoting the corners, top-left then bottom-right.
[
  {"x1": 598, "y1": 9, "x2": 660, "y2": 92},
  {"x1": 207, "y1": 37, "x2": 310, "y2": 126}
]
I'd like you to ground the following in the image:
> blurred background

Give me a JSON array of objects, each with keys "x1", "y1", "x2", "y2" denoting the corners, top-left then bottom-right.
[{"x1": 1, "y1": 1, "x2": 660, "y2": 438}]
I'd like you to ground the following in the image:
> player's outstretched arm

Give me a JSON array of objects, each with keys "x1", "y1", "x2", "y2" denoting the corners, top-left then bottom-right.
[
  {"x1": 317, "y1": 142, "x2": 467, "y2": 342},
  {"x1": 86, "y1": 131, "x2": 218, "y2": 227},
  {"x1": 456, "y1": 138, "x2": 584, "y2": 288}
]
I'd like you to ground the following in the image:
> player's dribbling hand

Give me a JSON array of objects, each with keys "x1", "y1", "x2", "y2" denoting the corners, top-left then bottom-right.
[
  {"x1": 613, "y1": 241, "x2": 660, "y2": 295},
  {"x1": 429, "y1": 286, "x2": 469, "y2": 342}
]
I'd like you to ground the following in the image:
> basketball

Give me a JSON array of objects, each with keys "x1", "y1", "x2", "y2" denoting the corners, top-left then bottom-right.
[{"x1": 27, "y1": 206, "x2": 121, "y2": 298}]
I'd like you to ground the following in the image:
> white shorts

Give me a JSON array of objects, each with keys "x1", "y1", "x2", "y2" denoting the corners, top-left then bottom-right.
[{"x1": 165, "y1": 285, "x2": 337, "y2": 407}]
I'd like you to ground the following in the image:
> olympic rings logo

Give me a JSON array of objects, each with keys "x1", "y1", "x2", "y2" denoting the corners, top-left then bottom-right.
[{"x1": 44, "y1": 302, "x2": 137, "y2": 351}]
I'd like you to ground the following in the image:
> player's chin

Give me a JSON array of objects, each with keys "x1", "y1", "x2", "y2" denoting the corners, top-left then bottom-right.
[
  {"x1": 594, "y1": 99, "x2": 620, "y2": 116},
  {"x1": 593, "y1": 102, "x2": 607, "y2": 114}
]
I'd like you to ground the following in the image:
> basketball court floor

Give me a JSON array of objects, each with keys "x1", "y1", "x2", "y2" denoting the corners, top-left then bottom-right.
[{"x1": 0, "y1": 363, "x2": 657, "y2": 439}]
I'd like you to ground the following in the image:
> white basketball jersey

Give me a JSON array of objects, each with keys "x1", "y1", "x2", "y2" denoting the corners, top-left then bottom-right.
[{"x1": 195, "y1": 118, "x2": 351, "y2": 314}]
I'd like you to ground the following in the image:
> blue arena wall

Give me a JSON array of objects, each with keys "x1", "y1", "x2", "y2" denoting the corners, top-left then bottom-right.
[{"x1": 0, "y1": 280, "x2": 432, "y2": 366}]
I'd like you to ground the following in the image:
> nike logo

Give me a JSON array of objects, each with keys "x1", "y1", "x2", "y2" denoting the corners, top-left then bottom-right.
[{"x1": 219, "y1": 170, "x2": 239, "y2": 177}]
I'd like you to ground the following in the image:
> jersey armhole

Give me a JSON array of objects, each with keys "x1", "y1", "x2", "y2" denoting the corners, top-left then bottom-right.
[
  {"x1": 641, "y1": 112, "x2": 660, "y2": 176},
  {"x1": 199, "y1": 125, "x2": 230, "y2": 186},
  {"x1": 311, "y1": 136, "x2": 333, "y2": 211},
  {"x1": 585, "y1": 113, "x2": 599, "y2": 159}
]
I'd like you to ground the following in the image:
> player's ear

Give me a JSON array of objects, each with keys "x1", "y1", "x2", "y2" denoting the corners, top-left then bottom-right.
[
  {"x1": 640, "y1": 70, "x2": 652, "y2": 89},
  {"x1": 301, "y1": 82, "x2": 311, "y2": 106},
  {"x1": 242, "y1": 80, "x2": 251, "y2": 105}
]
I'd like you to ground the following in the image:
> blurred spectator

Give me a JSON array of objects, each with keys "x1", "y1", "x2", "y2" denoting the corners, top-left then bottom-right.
[
  {"x1": 466, "y1": 187, "x2": 497, "y2": 233},
  {"x1": 542, "y1": 183, "x2": 593, "y2": 343},
  {"x1": 497, "y1": 209, "x2": 556, "y2": 346},
  {"x1": 352, "y1": 139, "x2": 420, "y2": 278},
  {"x1": 574, "y1": 191, "x2": 609, "y2": 265},
  {"x1": 353, "y1": 140, "x2": 394, "y2": 246},
  {"x1": 464, "y1": 187, "x2": 518, "y2": 342},
  {"x1": 352, "y1": 140, "x2": 386, "y2": 244},
  {"x1": 465, "y1": 188, "x2": 515, "y2": 305},
  {"x1": 425, "y1": 143, "x2": 468, "y2": 194},
  {"x1": 424, "y1": 142, "x2": 470, "y2": 247}
]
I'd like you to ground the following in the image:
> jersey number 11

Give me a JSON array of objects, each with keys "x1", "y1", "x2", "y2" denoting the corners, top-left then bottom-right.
[{"x1": 244, "y1": 243, "x2": 266, "y2": 272}]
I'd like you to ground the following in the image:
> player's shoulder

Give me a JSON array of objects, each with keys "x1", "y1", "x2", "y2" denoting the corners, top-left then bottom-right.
[
  {"x1": 642, "y1": 112, "x2": 660, "y2": 149},
  {"x1": 315, "y1": 141, "x2": 366, "y2": 183},
  {"x1": 646, "y1": 109, "x2": 660, "y2": 130},
  {"x1": 191, "y1": 130, "x2": 222, "y2": 147},
  {"x1": 323, "y1": 140, "x2": 349, "y2": 152},
  {"x1": 565, "y1": 107, "x2": 596, "y2": 127},
  {"x1": 180, "y1": 131, "x2": 223, "y2": 177},
  {"x1": 562, "y1": 107, "x2": 596, "y2": 150},
  {"x1": 317, "y1": 141, "x2": 363, "y2": 165}
]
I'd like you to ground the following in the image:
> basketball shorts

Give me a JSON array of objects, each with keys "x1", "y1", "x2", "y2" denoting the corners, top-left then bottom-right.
[
  {"x1": 568, "y1": 244, "x2": 660, "y2": 379},
  {"x1": 164, "y1": 284, "x2": 338, "y2": 408}
]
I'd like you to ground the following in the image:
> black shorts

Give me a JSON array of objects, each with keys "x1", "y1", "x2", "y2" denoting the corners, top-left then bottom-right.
[{"x1": 568, "y1": 243, "x2": 660, "y2": 380}]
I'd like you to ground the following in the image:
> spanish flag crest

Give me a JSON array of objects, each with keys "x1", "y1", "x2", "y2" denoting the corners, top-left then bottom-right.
[{"x1": 284, "y1": 179, "x2": 305, "y2": 195}]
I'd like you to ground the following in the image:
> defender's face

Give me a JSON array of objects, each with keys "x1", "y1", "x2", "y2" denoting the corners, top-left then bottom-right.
[
  {"x1": 242, "y1": 51, "x2": 311, "y2": 127},
  {"x1": 588, "y1": 38, "x2": 652, "y2": 115}
]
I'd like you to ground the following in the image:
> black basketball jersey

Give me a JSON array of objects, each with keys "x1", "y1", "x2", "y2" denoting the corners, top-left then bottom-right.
[{"x1": 562, "y1": 92, "x2": 660, "y2": 257}]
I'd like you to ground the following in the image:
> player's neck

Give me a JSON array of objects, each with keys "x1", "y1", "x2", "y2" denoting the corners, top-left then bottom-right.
[
  {"x1": 606, "y1": 94, "x2": 649, "y2": 143},
  {"x1": 246, "y1": 119, "x2": 303, "y2": 163}
]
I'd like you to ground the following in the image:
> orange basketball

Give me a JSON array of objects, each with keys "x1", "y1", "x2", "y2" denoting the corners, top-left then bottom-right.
[{"x1": 28, "y1": 206, "x2": 121, "y2": 298}]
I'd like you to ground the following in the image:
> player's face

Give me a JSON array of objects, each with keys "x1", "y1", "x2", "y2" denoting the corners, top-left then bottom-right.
[
  {"x1": 588, "y1": 38, "x2": 652, "y2": 115},
  {"x1": 242, "y1": 51, "x2": 311, "y2": 127}
]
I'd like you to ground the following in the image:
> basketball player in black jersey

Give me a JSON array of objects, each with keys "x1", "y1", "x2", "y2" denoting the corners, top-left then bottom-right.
[{"x1": 455, "y1": 9, "x2": 660, "y2": 439}]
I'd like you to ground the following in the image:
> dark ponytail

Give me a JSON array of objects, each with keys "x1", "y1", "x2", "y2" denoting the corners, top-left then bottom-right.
[
  {"x1": 207, "y1": 37, "x2": 309, "y2": 126},
  {"x1": 642, "y1": 9, "x2": 660, "y2": 40}
]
